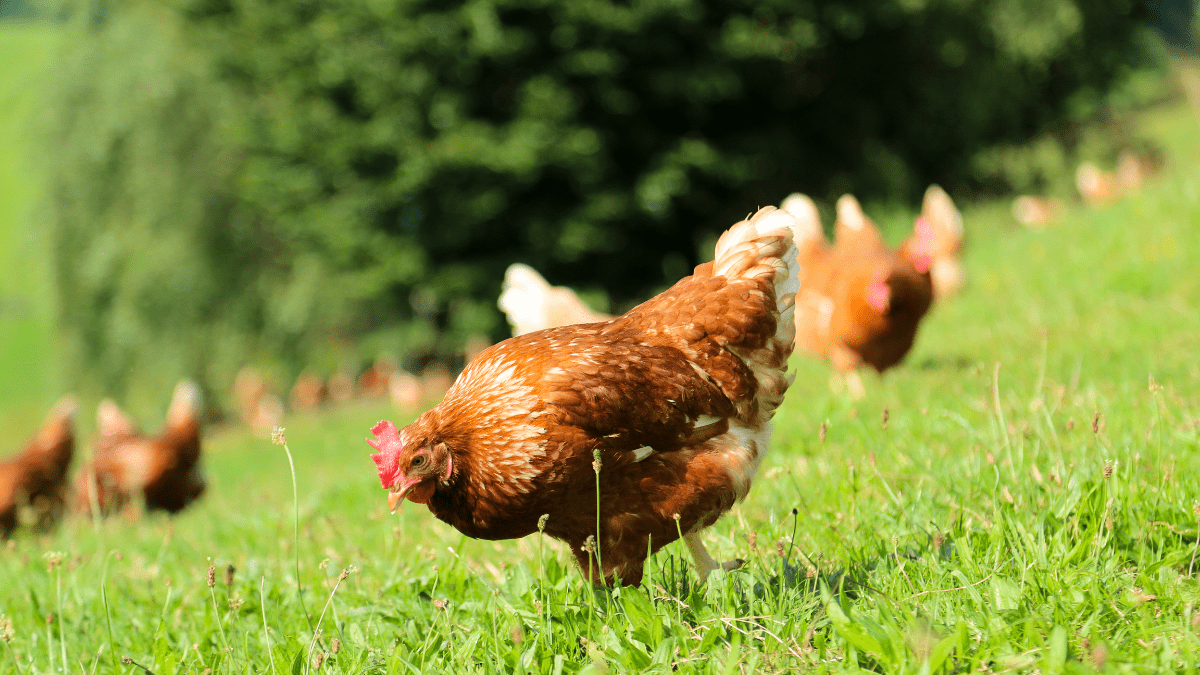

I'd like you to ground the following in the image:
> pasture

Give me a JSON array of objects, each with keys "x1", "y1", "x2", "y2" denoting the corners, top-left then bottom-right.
[{"x1": 3, "y1": 24, "x2": 1200, "y2": 675}]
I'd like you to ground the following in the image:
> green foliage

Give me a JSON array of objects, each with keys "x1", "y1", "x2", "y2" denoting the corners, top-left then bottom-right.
[{"x1": 44, "y1": 0, "x2": 1151, "y2": 404}]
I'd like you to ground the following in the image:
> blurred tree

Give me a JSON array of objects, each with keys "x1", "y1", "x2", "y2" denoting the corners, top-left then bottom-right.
[
  {"x1": 45, "y1": 0, "x2": 1148, "y2": 409},
  {"x1": 0, "y1": 0, "x2": 40, "y2": 19}
]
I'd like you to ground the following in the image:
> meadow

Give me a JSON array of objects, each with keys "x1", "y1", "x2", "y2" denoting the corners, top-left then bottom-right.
[{"x1": 3, "y1": 23, "x2": 1200, "y2": 675}]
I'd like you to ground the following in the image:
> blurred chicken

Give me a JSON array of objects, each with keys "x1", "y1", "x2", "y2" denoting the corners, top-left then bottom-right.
[
  {"x1": 498, "y1": 263, "x2": 612, "y2": 336},
  {"x1": 918, "y1": 186, "x2": 966, "y2": 299},
  {"x1": 233, "y1": 367, "x2": 284, "y2": 435},
  {"x1": 419, "y1": 363, "x2": 455, "y2": 402},
  {"x1": 289, "y1": 370, "x2": 327, "y2": 411},
  {"x1": 463, "y1": 334, "x2": 492, "y2": 365},
  {"x1": 358, "y1": 355, "x2": 400, "y2": 399},
  {"x1": 327, "y1": 370, "x2": 355, "y2": 405},
  {"x1": 1012, "y1": 195, "x2": 1065, "y2": 228},
  {"x1": 76, "y1": 381, "x2": 206, "y2": 516},
  {"x1": 388, "y1": 370, "x2": 425, "y2": 411},
  {"x1": 833, "y1": 194, "x2": 889, "y2": 255},
  {"x1": 1116, "y1": 149, "x2": 1163, "y2": 192},
  {"x1": 1075, "y1": 162, "x2": 1121, "y2": 207},
  {"x1": 0, "y1": 397, "x2": 78, "y2": 537},
  {"x1": 787, "y1": 194, "x2": 934, "y2": 398}
]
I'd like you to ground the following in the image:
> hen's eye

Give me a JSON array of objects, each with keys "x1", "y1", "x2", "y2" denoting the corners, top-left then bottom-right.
[{"x1": 411, "y1": 456, "x2": 427, "y2": 469}]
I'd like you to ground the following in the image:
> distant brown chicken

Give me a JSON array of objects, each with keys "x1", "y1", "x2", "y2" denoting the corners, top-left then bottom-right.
[
  {"x1": 1075, "y1": 162, "x2": 1121, "y2": 207},
  {"x1": 0, "y1": 397, "x2": 78, "y2": 537},
  {"x1": 1012, "y1": 196, "x2": 1065, "y2": 229},
  {"x1": 290, "y1": 370, "x2": 327, "y2": 411},
  {"x1": 358, "y1": 355, "x2": 400, "y2": 399},
  {"x1": 76, "y1": 381, "x2": 206, "y2": 516},
  {"x1": 233, "y1": 367, "x2": 283, "y2": 435},
  {"x1": 783, "y1": 193, "x2": 934, "y2": 398},
  {"x1": 1116, "y1": 149, "x2": 1163, "y2": 192}
]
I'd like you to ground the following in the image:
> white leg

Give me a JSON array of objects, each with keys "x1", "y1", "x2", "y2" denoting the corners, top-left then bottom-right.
[
  {"x1": 844, "y1": 370, "x2": 866, "y2": 400},
  {"x1": 683, "y1": 532, "x2": 743, "y2": 583}
]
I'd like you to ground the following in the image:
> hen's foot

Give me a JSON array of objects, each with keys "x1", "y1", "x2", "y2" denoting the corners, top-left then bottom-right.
[
  {"x1": 844, "y1": 370, "x2": 866, "y2": 400},
  {"x1": 683, "y1": 532, "x2": 743, "y2": 583}
]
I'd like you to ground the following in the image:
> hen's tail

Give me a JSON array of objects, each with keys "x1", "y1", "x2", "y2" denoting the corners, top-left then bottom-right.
[
  {"x1": 780, "y1": 193, "x2": 822, "y2": 244},
  {"x1": 706, "y1": 207, "x2": 802, "y2": 429},
  {"x1": 498, "y1": 264, "x2": 552, "y2": 336},
  {"x1": 31, "y1": 395, "x2": 78, "y2": 452},
  {"x1": 97, "y1": 399, "x2": 138, "y2": 441},
  {"x1": 920, "y1": 185, "x2": 963, "y2": 256},
  {"x1": 835, "y1": 194, "x2": 887, "y2": 253},
  {"x1": 780, "y1": 192, "x2": 828, "y2": 264},
  {"x1": 499, "y1": 263, "x2": 610, "y2": 336},
  {"x1": 166, "y1": 380, "x2": 202, "y2": 430}
]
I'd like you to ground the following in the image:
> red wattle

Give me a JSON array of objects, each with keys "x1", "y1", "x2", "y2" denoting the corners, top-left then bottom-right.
[
  {"x1": 407, "y1": 481, "x2": 436, "y2": 504},
  {"x1": 867, "y1": 273, "x2": 890, "y2": 313}
]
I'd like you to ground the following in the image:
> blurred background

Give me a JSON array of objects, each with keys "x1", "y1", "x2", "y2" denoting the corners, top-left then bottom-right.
[{"x1": 0, "y1": 0, "x2": 1195, "y2": 423}]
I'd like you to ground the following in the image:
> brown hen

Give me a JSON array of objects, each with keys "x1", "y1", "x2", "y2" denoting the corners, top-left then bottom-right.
[
  {"x1": 0, "y1": 396, "x2": 78, "y2": 537},
  {"x1": 369, "y1": 207, "x2": 801, "y2": 586},
  {"x1": 76, "y1": 380, "x2": 206, "y2": 516},
  {"x1": 784, "y1": 194, "x2": 934, "y2": 398}
]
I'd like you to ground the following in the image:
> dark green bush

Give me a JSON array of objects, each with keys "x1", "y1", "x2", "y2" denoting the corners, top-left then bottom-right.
[{"x1": 44, "y1": 0, "x2": 1149, "y2": 409}]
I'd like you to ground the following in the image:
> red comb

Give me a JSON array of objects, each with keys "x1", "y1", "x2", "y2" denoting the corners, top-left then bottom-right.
[{"x1": 367, "y1": 420, "x2": 404, "y2": 488}]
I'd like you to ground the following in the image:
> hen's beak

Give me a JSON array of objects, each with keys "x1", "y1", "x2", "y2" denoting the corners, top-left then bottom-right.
[{"x1": 387, "y1": 484, "x2": 412, "y2": 513}]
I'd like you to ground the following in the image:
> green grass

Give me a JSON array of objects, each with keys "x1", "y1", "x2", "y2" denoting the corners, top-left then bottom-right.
[{"x1": 3, "y1": 30, "x2": 1200, "y2": 672}]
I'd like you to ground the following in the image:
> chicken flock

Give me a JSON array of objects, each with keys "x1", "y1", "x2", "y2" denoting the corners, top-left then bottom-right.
[
  {"x1": 367, "y1": 155, "x2": 1163, "y2": 585},
  {"x1": 4, "y1": 155, "x2": 1162, "y2": 586},
  {"x1": 367, "y1": 186, "x2": 969, "y2": 585},
  {"x1": 0, "y1": 381, "x2": 206, "y2": 537},
  {"x1": 1013, "y1": 150, "x2": 1162, "y2": 227}
]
